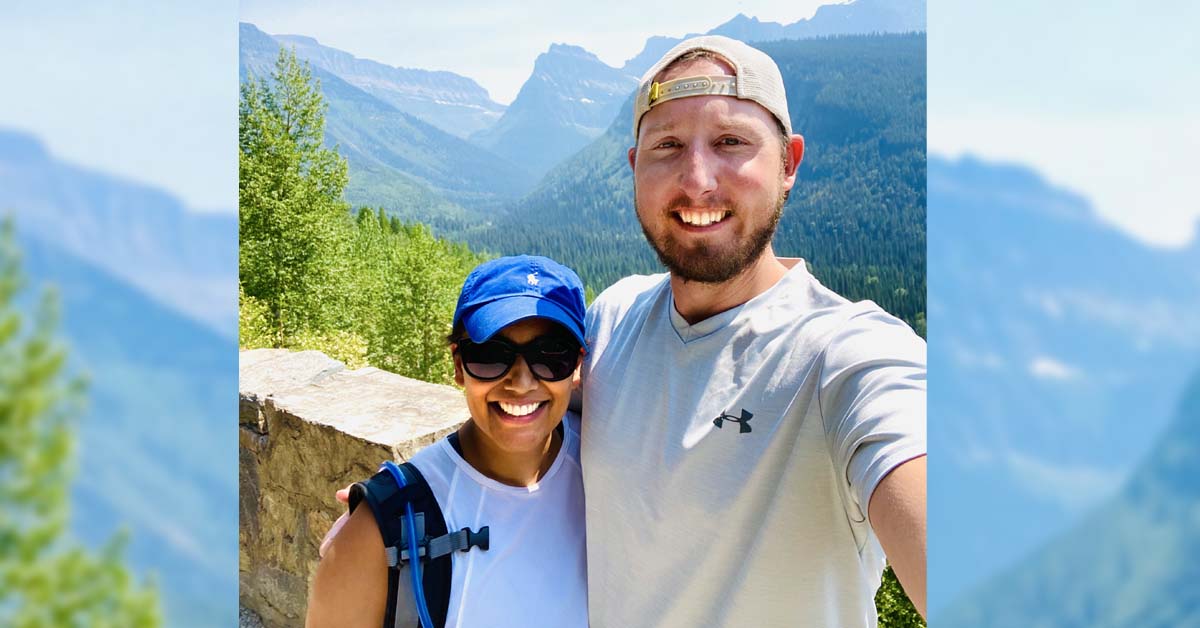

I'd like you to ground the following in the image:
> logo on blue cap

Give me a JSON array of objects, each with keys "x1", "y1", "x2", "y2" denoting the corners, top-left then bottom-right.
[{"x1": 452, "y1": 255, "x2": 587, "y2": 347}]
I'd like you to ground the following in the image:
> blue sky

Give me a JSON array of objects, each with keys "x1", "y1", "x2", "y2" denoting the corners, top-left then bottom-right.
[
  {"x1": 929, "y1": 0, "x2": 1200, "y2": 248},
  {"x1": 5, "y1": 1, "x2": 1195, "y2": 251},
  {"x1": 3, "y1": 0, "x2": 827, "y2": 214},
  {"x1": 239, "y1": 0, "x2": 829, "y2": 105},
  {"x1": 1, "y1": 2, "x2": 238, "y2": 213}
]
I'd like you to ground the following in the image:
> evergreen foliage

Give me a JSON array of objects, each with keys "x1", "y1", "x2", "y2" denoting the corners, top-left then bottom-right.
[
  {"x1": 0, "y1": 222, "x2": 161, "y2": 627},
  {"x1": 240, "y1": 47, "x2": 353, "y2": 344},
  {"x1": 446, "y1": 33, "x2": 925, "y2": 334},
  {"x1": 877, "y1": 566, "x2": 925, "y2": 628},
  {"x1": 239, "y1": 50, "x2": 485, "y2": 384}
]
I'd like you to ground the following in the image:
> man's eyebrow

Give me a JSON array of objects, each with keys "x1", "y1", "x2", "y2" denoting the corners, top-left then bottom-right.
[
  {"x1": 639, "y1": 121, "x2": 676, "y2": 137},
  {"x1": 641, "y1": 117, "x2": 765, "y2": 140},
  {"x1": 711, "y1": 118, "x2": 765, "y2": 134}
]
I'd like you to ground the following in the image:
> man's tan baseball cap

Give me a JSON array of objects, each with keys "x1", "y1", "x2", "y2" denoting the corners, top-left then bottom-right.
[{"x1": 632, "y1": 35, "x2": 792, "y2": 141}]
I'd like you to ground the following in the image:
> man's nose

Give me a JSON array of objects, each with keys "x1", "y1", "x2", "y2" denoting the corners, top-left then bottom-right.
[{"x1": 678, "y1": 145, "x2": 718, "y2": 199}]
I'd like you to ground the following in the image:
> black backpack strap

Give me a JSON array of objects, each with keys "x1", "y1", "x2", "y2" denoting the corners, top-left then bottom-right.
[{"x1": 349, "y1": 462, "x2": 455, "y2": 628}]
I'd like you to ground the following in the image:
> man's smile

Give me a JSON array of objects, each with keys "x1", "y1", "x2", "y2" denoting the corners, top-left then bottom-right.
[{"x1": 675, "y1": 209, "x2": 731, "y2": 228}]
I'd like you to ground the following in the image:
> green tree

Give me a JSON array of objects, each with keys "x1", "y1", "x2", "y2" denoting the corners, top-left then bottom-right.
[
  {"x1": 877, "y1": 566, "x2": 925, "y2": 628},
  {"x1": 0, "y1": 222, "x2": 161, "y2": 627},
  {"x1": 239, "y1": 47, "x2": 352, "y2": 345}
]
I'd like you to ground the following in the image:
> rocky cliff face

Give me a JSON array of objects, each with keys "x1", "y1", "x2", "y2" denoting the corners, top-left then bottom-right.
[
  {"x1": 273, "y1": 32, "x2": 505, "y2": 138},
  {"x1": 471, "y1": 43, "x2": 637, "y2": 179},
  {"x1": 239, "y1": 349, "x2": 469, "y2": 628}
]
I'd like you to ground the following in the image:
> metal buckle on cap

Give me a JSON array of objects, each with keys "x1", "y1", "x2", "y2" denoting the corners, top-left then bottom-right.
[{"x1": 647, "y1": 75, "x2": 737, "y2": 108}]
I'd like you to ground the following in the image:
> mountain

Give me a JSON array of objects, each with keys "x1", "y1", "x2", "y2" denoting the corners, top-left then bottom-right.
[
  {"x1": 935, "y1": 363, "x2": 1200, "y2": 627},
  {"x1": 0, "y1": 129, "x2": 235, "y2": 336},
  {"x1": 623, "y1": 0, "x2": 926, "y2": 76},
  {"x1": 927, "y1": 155, "x2": 1200, "y2": 613},
  {"x1": 241, "y1": 0, "x2": 924, "y2": 222},
  {"x1": 463, "y1": 0, "x2": 927, "y2": 183},
  {"x1": 470, "y1": 44, "x2": 638, "y2": 180},
  {"x1": 451, "y1": 34, "x2": 926, "y2": 328},
  {"x1": 272, "y1": 33, "x2": 504, "y2": 139},
  {"x1": 5, "y1": 133, "x2": 237, "y2": 626},
  {"x1": 240, "y1": 22, "x2": 534, "y2": 217}
]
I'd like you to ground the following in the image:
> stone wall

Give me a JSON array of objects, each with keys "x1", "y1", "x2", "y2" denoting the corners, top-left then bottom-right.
[{"x1": 239, "y1": 349, "x2": 469, "y2": 628}]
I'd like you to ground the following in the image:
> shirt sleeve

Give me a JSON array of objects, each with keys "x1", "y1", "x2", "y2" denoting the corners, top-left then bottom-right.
[{"x1": 818, "y1": 306, "x2": 927, "y2": 524}]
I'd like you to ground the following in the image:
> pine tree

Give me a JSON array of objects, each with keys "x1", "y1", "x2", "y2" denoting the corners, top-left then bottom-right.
[
  {"x1": 239, "y1": 47, "x2": 352, "y2": 345},
  {"x1": 0, "y1": 221, "x2": 161, "y2": 627}
]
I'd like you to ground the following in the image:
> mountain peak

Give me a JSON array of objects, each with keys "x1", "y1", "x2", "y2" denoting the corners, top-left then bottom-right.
[
  {"x1": 531, "y1": 43, "x2": 616, "y2": 76},
  {"x1": 275, "y1": 33, "x2": 320, "y2": 47},
  {"x1": 721, "y1": 13, "x2": 761, "y2": 26},
  {"x1": 0, "y1": 128, "x2": 49, "y2": 163},
  {"x1": 543, "y1": 43, "x2": 602, "y2": 62}
]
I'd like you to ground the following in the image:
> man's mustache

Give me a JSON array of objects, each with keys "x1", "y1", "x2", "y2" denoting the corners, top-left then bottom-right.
[{"x1": 663, "y1": 196, "x2": 738, "y2": 214}]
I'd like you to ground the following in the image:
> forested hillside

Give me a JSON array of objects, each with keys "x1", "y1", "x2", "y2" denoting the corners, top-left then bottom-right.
[
  {"x1": 447, "y1": 33, "x2": 925, "y2": 331},
  {"x1": 935, "y1": 363, "x2": 1200, "y2": 627},
  {"x1": 240, "y1": 23, "x2": 533, "y2": 217}
]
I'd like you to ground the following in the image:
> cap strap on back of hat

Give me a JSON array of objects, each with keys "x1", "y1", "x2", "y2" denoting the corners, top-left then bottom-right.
[{"x1": 647, "y1": 75, "x2": 737, "y2": 109}]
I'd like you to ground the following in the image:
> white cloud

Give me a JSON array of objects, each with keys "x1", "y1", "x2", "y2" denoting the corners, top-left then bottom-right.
[
  {"x1": 949, "y1": 342, "x2": 1006, "y2": 370},
  {"x1": 1029, "y1": 356, "x2": 1080, "y2": 381},
  {"x1": 1005, "y1": 450, "x2": 1124, "y2": 512}
]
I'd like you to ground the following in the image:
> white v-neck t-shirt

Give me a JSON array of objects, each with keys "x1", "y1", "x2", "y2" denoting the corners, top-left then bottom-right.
[{"x1": 408, "y1": 412, "x2": 588, "y2": 628}]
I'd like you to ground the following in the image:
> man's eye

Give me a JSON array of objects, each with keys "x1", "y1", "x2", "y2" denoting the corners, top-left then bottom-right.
[
  {"x1": 718, "y1": 137, "x2": 744, "y2": 146},
  {"x1": 653, "y1": 140, "x2": 680, "y2": 149}
]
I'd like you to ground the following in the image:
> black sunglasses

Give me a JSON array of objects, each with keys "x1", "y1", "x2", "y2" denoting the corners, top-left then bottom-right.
[{"x1": 456, "y1": 335, "x2": 581, "y2": 382}]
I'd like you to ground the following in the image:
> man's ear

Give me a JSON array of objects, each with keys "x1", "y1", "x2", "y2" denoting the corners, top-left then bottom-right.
[
  {"x1": 452, "y1": 350, "x2": 465, "y2": 387},
  {"x1": 627, "y1": 146, "x2": 637, "y2": 171},
  {"x1": 783, "y1": 134, "x2": 805, "y2": 185}
]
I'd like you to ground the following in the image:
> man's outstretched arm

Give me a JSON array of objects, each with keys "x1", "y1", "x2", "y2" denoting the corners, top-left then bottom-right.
[{"x1": 869, "y1": 454, "x2": 927, "y2": 618}]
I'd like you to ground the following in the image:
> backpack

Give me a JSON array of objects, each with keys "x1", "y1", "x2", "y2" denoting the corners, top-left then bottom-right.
[{"x1": 348, "y1": 460, "x2": 490, "y2": 628}]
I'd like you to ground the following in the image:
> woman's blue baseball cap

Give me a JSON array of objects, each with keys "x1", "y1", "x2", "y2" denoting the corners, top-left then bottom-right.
[{"x1": 452, "y1": 255, "x2": 587, "y2": 347}]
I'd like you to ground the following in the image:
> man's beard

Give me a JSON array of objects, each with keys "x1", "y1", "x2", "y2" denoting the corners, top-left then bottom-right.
[{"x1": 636, "y1": 189, "x2": 787, "y2": 284}]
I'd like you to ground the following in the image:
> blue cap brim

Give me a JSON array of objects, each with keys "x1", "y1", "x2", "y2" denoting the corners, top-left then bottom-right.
[{"x1": 462, "y1": 294, "x2": 586, "y2": 347}]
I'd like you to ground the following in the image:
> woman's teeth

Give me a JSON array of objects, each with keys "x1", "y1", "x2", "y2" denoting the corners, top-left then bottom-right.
[{"x1": 498, "y1": 401, "x2": 542, "y2": 416}]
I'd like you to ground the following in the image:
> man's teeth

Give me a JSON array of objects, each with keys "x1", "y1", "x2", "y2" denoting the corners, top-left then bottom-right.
[
  {"x1": 498, "y1": 401, "x2": 542, "y2": 416},
  {"x1": 678, "y1": 210, "x2": 728, "y2": 226}
]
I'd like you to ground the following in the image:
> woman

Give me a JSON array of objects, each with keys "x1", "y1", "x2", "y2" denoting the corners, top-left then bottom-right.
[{"x1": 306, "y1": 255, "x2": 589, "y2": 628}]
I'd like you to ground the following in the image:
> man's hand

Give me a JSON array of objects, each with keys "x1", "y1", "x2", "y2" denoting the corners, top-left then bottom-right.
[
  {"x1": 869, "y1": 455, "x2": 926, "y2": 618},
  {"x1": 317, "y1": 485, "x2": 353, "y2": 559}
]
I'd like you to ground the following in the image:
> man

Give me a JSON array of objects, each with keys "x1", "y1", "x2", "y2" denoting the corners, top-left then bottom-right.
[{"x1": 579, "y1": 35, "x2": 926, "y2": 627}]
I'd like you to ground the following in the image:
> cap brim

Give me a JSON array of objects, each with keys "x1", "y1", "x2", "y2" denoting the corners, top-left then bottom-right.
[{"x1": 462, "y1": 295, "x2": 586, "y2": 347}]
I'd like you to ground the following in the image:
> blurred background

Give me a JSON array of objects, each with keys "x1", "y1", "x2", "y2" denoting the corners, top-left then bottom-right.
[
  {"x1": 1, "y1": 0, "x2": 1196, "y2": 626},
  {"x1": 927, "y1": 0, "x2": 1200, "y2": 625},
  {"x1": 0, "y1": 3, "x2": 238, "y2": 626}
]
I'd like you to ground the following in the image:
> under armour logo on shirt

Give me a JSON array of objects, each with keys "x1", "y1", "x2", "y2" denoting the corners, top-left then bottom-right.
[
  {"x1": 527, "y1": 273, "x2": 539, "y2": 286},
  {"x1": 713, "y1": 409, "x2": 754, "y2": 434}
]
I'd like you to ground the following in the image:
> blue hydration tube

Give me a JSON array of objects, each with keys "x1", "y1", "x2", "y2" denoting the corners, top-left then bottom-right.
[{"x1": 381, "y1": 461, "x2": 435, "y2": 628}]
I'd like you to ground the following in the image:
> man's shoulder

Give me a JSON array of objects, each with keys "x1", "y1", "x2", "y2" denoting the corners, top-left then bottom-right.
[
  {"x1": 761, "y1": 266, "x2": 923, "y2": 351},
  {"x1": 588, "y1": 273, "x2": 669, "y2": 319}
]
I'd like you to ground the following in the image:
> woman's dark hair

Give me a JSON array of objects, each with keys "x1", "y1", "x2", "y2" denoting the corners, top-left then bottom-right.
[{"x1": 447, "y1": 322, "x2": 467, "y2": 348}]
